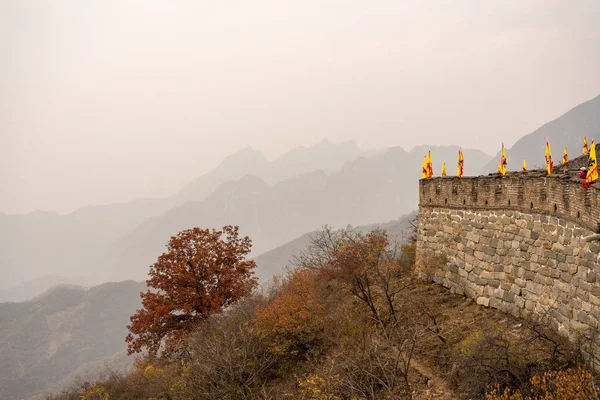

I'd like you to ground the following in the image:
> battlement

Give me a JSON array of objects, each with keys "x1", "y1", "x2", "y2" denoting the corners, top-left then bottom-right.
[{"x1": 419, "y1": 171, "x2": 600, "y2": 233}]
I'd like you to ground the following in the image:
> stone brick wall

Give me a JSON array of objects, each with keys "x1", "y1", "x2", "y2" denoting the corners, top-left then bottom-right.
[
  {"x1": 416, "y1": 172, "x2": 600, "y2": 359},
  {"x1": 419, "y1": 172, "x2": 600, "y2": 232}
]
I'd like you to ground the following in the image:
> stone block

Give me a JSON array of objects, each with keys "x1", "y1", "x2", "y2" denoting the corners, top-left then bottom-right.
[
  {"x1": 488, "y1": 279, "x2": 501, "y2": 288},
  {"x1": 503, "y1": 291, "x2": 516, "y2": 303},
  {"x1": 525, "y1": 300, "x2": 535, "y2": 310},
  {"x1": 510, "y1": 284, "x2": 521, "y2": 295},
  {"x1": 552, "y1": 243, "x2": 565, "y2": 252},
  {"x1": 489, "y1": 298, "x2": 502, "y2": 309},
  {"x1": 476, "y1": 297, "x2": 490, "y2": 307},
  {"x1": 483, "y1": 246, "x2": 496, "y2": 256},
  {"x1": 466, "y1": 232, "x2": 480, "y2": 243},
  {"x1": 514, "y1": 296, "x2": 525, "y2": 309},
  {"x1": 526, "y1": 281, "x2": 543, "y2": 296},
  {"x1": 579, "y1": 311, "x2": 590, "y2": 324},
  {"x1": 569, "y1": 264, "x2": 578, "y2": 275}
]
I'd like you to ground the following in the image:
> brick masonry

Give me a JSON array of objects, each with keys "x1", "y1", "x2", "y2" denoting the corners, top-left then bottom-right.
[{"x1": 416, "y1": 170, "x2": 600, "y2": 359}]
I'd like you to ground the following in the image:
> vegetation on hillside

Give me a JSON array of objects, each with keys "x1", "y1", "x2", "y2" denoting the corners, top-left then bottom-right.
[{"x1": 50, "y1": 225, "x2": 599, "y2": 399}]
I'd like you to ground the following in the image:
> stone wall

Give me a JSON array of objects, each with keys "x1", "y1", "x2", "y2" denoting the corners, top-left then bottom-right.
[{"x1": 416, "y1": 172, "x2": 600, "y2": 358}]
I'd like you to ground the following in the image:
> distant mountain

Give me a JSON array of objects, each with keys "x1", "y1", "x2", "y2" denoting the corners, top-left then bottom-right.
[
  {"x1": 174, "y1": 139, "x2": 370, "y2": 203},
  {"x1": 483, "y1": 94, "x2": 600, "y2": 173},
  {"x1": 101, "y1": 146, "x2": 489, "y2": 283},
  {"x1": 0, "y1": 280, "x2": 145, "y2": 400},
  {"x1": 0, "y1": 275, "x2": 88, "y2": 303},
  {"x1": 253, "y1": 212, "x2": 418, "y2": 283},
  {"x1": 0, "y1": 140, "x2": 371, "y2": 299}
]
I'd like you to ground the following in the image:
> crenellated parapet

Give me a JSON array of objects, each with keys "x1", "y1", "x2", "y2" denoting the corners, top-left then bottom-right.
[{"x1": 419, "y1": 171, "x2": 600, "y2": 233}]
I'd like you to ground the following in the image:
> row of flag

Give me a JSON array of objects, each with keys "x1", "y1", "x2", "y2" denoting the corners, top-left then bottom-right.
[
  {"x1": 421, "y1": 149, "x2": 463, "y2": 178},
  {"x1": 421, "y1": 137, "x2": 598, "y2": 188}
]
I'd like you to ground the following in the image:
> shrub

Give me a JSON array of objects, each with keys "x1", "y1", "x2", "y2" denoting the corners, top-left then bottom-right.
[
  {"x1": 485, "y1": 367, "x2": 595, "y2": 400},
  {"x1": 255, "y1": 269, "x2": 327, "y2": 356}
]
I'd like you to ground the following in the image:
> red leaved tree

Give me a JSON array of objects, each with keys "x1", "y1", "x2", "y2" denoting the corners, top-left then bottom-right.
[{"x1": 126, "y1": 225, "x2": 258, "y2": 356}]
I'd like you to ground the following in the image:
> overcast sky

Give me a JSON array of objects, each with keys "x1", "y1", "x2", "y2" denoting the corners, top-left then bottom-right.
[{"x1": 2, "y1": 0, "x2": 600, "y2": 215}]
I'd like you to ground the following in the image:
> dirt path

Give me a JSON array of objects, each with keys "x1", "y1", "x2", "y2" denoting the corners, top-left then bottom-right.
[{"x1": 410, "y1": 357, "x2": 458, "y2": 400}]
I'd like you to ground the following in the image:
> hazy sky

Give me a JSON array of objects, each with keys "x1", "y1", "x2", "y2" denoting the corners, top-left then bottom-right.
[{"x1": 2, "y1": 0, "x2": 600, "y2": 215}]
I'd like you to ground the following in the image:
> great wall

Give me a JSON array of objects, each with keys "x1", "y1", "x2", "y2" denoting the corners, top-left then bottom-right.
[{"x1": 415, "y1": 146, "x2": 600, "y2": 361}]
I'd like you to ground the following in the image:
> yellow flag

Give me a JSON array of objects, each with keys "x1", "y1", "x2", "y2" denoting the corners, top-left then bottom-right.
[
  {"x1": 421, "y1": 156, "x2": 428, "y2": 179},
  {"x1": 499, "y1": 143, "x2": 507, "y2": 175},
  {"x1": 563, "y1": 147, "x2": 568, "y2": 164},
  {"x1": 584, "y1": 140, "x2": 598, "y2": 187},
  {"x1": 457, "y1": 149, "x2": 464, "y2": 177},
  {"x1": 427, "y1": 151, "x2": 433, "y2": 178},
  {"x1": 522, "y1": 158, "x2": 527, "y2": 172},
  {"x1": 442, "y1": 162, "x2": 447, "y2": 177},
  {"x1": 584, "y1": 137, "x2": 589, "y2": 154},
  {"x1": 545, "y1": 141, "x2": 553, "y2": 174}
]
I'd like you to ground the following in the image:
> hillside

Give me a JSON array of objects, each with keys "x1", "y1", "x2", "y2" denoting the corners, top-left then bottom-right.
[
  {"x1": 0, "y1": 215, "x2": 413, "y2": 400},
  {"x1": 47, "y1": 253, "x2": 583, "y2": 400},
  {"x1": 483, "y1": 93, "x2": 600, "y2": 172},
  {"x1": 0, "y1": 281, "x2": 145, "y2": 400}
]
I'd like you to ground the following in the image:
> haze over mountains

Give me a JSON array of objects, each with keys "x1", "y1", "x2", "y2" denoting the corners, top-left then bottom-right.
[
  {"x1": 0, "y1": 141, "x2": 368, "y2": 297},
  {"x1": 0, "y1": 141, "x2": 489, "y2": 301},
  {"x1": 2, "y1": 94, "x2": 600, "y2": 302},
  {"x1": 100, "y1": 144, "x2": 491, "y2": 285},
  {"x1": 2, "y1": 94, "x2": 599, "y2": 303}
]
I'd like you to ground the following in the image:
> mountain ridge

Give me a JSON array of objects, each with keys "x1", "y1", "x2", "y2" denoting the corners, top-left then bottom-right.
[
  {"x1": 0, "y1": 140, "x2": 372, "y2": 295},
  {"x1": 100, "y1": 145, "x2": 490, "y2": 284},
  {"x1": 483, "y1": 94, "x2": 600, "y2": 172}
]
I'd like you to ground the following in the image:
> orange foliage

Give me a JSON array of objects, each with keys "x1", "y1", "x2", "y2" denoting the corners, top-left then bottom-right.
[
  {"x1": 485, "y1": 367, "x2": 595, "y2": 400},
  {"x1": 255, "y1": 269, "x2": 326, "y2": 355},
  {"x1": 324, "y1": 229, "x2": 404, "y2": 326},
  {"x1": 330, "y1": 231, "x2": 389, "y2": 280},
  {"x1": 126, "y1": 226, "x2": 258, "y2": 355}
]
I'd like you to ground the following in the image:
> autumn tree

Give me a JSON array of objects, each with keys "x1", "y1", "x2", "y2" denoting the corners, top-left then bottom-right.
[
  {"x1": 255, "y1": 269, "x2": 327, "y2": 356},
  {"x1": 126, "y1": 225, "x2": 258, "y2": 356},
  {"x1": 295, "y1": 227, "x2": 406, "y2": 328}
]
